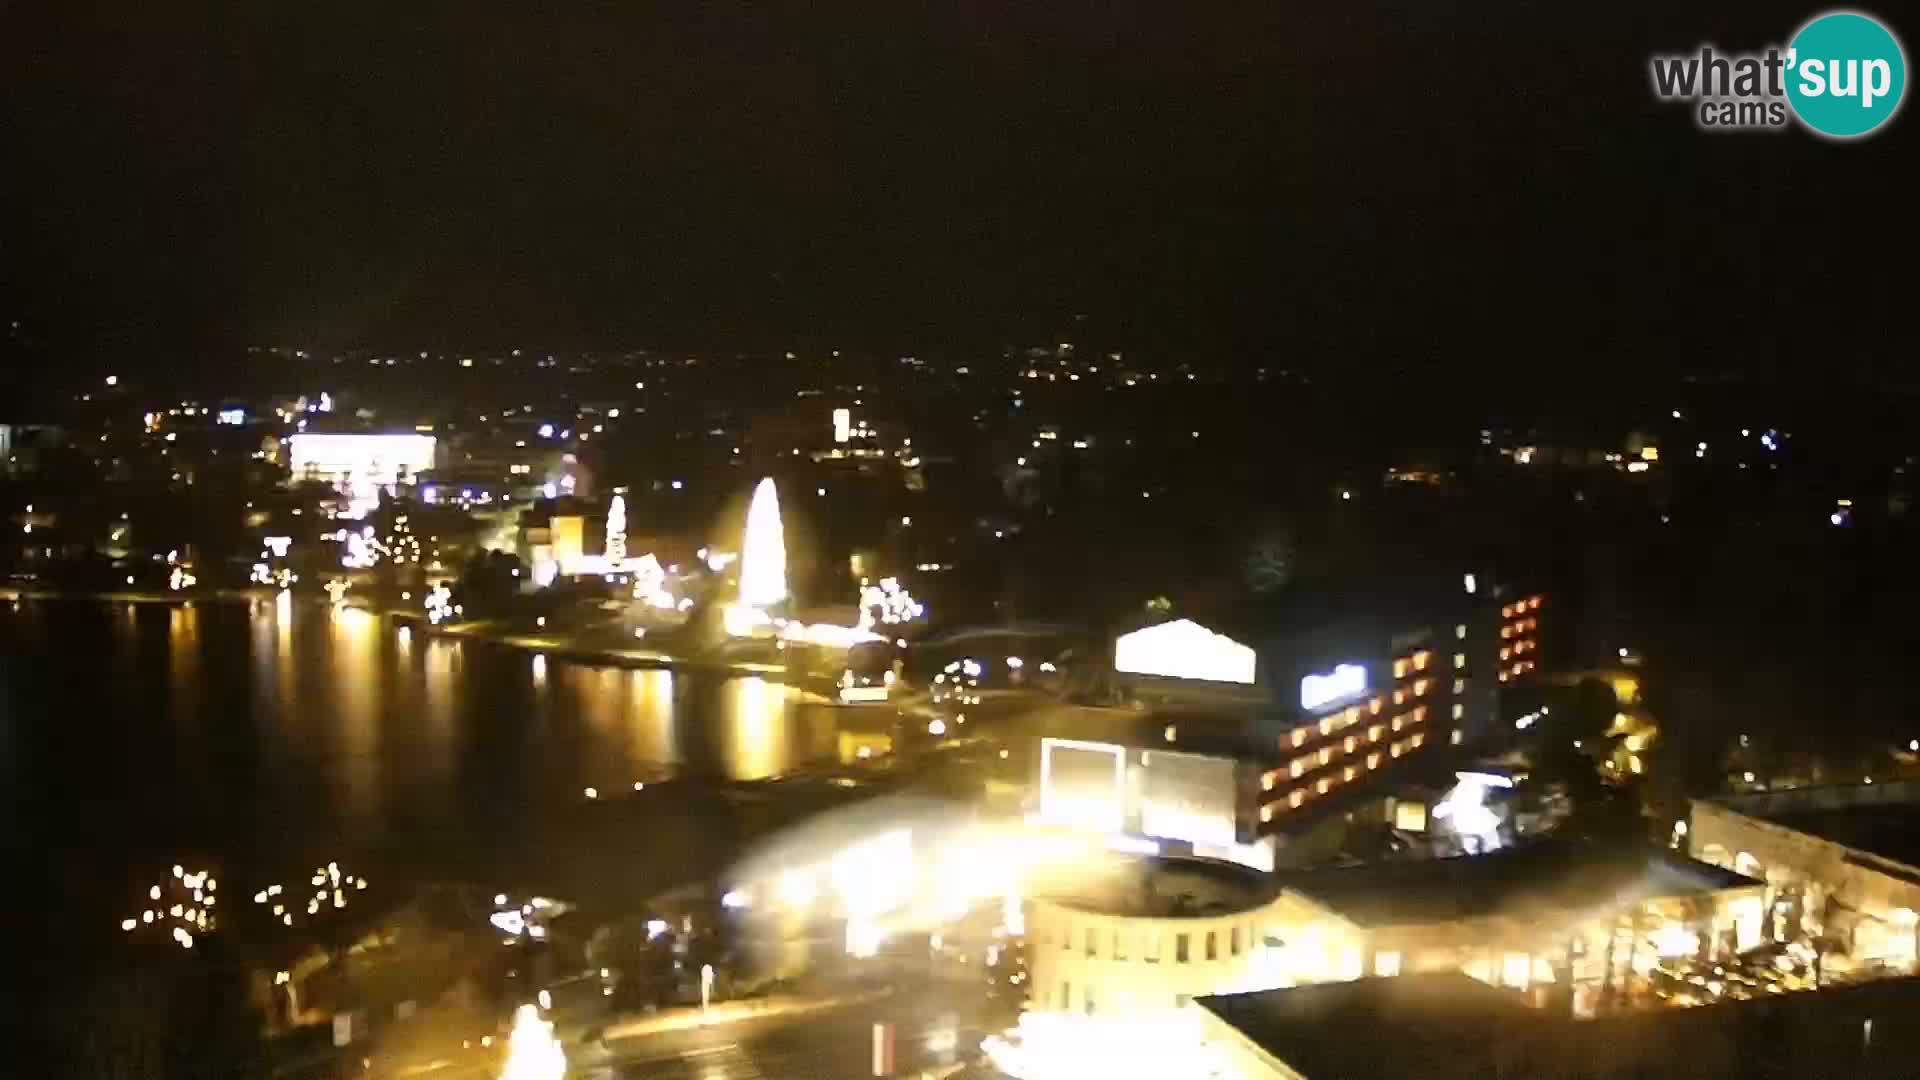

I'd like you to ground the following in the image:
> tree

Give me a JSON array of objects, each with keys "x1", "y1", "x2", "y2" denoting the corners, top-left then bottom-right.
[{"x1": 1243, "y1": 524, "x2": 1294, "y2": 594}]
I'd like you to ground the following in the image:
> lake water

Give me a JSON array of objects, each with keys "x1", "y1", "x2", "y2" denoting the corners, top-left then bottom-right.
[{"x1": 3, "y1": 595, "x2": 853, "y2": 962}]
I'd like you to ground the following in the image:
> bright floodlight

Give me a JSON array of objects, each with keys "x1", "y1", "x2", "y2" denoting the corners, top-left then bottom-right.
[
  {"x1": 739, "y1": 477, "x2": 788, "y2": 608},
  {"x1": 499, "y1": 1003, "x2": 566, "y2": 1080}
]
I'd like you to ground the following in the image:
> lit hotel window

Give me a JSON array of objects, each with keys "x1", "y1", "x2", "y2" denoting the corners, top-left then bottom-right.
[
  {"x1": 1499, "y1": 671, "x2": 1509, "y2": 683},
  {"x1": 1320, "y1": 717, "x2": 1335, "y2": 737},
  {"x1": 1500, "y1": 647, "x2": 1512, "y2": 662},
  {"x1": 1260, "y1": 804, "x2": 1274, "y2": 822},
  {"x1": 1414, "y1": 650, "x2": 1431, "y2": 671},
  {"x1": 1319, "y1": 747, "x2": 1333, "y2": 765},
  {"x1": 1289, "y1": 790, "x2": 1305, "y2": 808},
  {"x1": 1367, "y1": 752, "x2": 1381, "y2": 769},
  {"x1": 1291, "y1": 759, "x2": 1306, "y2": 779},
  {"x1": 1454, "y1": 652, "x2": 1466, "y2": 669},
  {"x1": 1451, "y1": 728, "x2": 1464, "y2": 745},
  {"x1": 1414, "y1": 706, "x2": 1428, "y2": 723},
  {"x1": 1501, "y1": 626, "x2": 1513, "y2": 639},
  {"x1": 1391, "y1": 716, "x2": 1403, "y2": 732},
  {"x1": 1344, "y1": 706, "x2": 1360, "y2": 727},
  {"x1": 1369, "y1": 697, "x2": 1384, "y2": 715},
  {"x1": 1391, "y1": 742, "x2": 1404, "y2": 758},
  {"x1": 1344, "y1": 735, "x2": 1357, "y2": 753},
  {"x1": 1393, "y1": 658, "x2": 1409, "y2": 679},
  {"x1": 1455, "y1": 624, "x2": 1467, "y2": 640},
  {"x1": 1453, "y1": 678, "x2": 1465, "y2": 694},
  {"x1": 1343, "y1": 766, "x2": 1356, "y2": 781},
  {"x1": 1452, "y1": 703, "x2": 1465, "y2": 720},
  {"x1": 1392, "y1": 690, "x2": 1406, "y2": 705},
  {"x1": 1530, "y1": 596, "x2": 1543, "y2": 610},
  {"x1": 1262, "y1": 771, "x2": 1277, "y2": 791},
  {"x1": 1316, "y1": 777, "x2": 1332, "y2": 794},
  {"x1": 1292, "y1": 728, "x2": 1309, "y2": 748},
  {"x1": 1411, "y1": 733, "x2": 1425, "y2": 748},
  {"x1": 1369, "y1": 724, "x2": 1385, "y2": 742},
  {"x1": 1502, "y1": 603, "x2": 1515, "y2": 618},
  {"x1": 1414, "y1": 678, "x2": 1430, "y2": 697}
]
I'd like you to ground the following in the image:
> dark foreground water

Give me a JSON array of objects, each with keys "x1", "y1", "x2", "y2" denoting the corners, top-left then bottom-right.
[{"x1": 2, "y1": 595, "x2": 855, "y2": 963}]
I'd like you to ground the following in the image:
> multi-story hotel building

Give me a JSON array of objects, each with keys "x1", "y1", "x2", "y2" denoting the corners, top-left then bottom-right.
[{"x1": 1110, "y1": 579, "x2": 1551, "y2": 838}]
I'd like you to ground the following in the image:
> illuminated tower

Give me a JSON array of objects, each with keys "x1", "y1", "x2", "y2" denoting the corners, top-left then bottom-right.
[
  {"x1": 739, "y1": 477, "x2": 788, "y2": 609},
  {"x1": 605, "y1": 494, "x2": 627, "y2": 564}
]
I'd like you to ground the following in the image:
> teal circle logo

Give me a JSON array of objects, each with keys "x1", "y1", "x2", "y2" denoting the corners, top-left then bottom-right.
[{"x1": 1786, "y1": 11, "x2": 1906, "y2": 138}]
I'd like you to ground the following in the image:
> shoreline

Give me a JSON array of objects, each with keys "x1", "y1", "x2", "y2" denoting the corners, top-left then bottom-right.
[{"x1": 3, "y1": 585, "x2": 854, "y2": 691}]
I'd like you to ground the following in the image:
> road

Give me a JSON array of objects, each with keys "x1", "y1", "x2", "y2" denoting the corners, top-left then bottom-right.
[{"x1": 575, "y1": 982, "x2": 1000, "y2": 1079}]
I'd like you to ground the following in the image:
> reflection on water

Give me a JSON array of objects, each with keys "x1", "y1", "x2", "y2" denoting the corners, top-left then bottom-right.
[{"x1": 1, "y1": 597, "x2": 855, "y2": 943}]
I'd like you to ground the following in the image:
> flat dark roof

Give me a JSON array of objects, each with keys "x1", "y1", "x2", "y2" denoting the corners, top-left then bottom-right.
[
  {"x1": 1201, "y1": 974, "x2": 1522, "y2": 1079},
  {"x1": 1712, "y1": 782, "x2": 1920, "y2": 874},
  {"x1": 1201, "y1": 974, "x2": 1920, "y2": 1080},
  {"x1": 1276, "y1": 838, "x2": 1757, "y2": 928}
]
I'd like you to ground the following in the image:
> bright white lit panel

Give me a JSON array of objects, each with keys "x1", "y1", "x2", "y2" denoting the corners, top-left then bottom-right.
[
  {"x1": 287, "y1": 433, "x2": 436, "y2": 484},
  {"x1": 1038, "y1": 738, "x2": 1126, "y2": 834},
  {"x1": 1299, "y1": 663, "x2": 1367, "y2": 711},
  {"x1": 1139, "y1": 750, "x2": 1238, "y2": 847},
  {"x1": 1114, "y1": 619, "x2": 1257, "y2": 685}
]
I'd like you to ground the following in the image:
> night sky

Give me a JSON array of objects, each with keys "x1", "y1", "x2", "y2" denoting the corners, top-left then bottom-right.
[{"x1": 3, "y1": 2, "x2": 1913, "y2": 376}]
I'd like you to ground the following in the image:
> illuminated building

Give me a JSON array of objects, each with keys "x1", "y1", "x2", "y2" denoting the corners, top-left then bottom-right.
[
  {"x1": 1024, "y1": 857, "x2": 1308, "y2": 1017},
  {"x1": 1265, "y1": 840, "x2": 1763, "y2": 1011},
  {"x1": 287, "y1": 432, "x2": 436, "y2": 490},
  {"x1": 1688, "y1": 782, "x2": 1920, "y2": 973},
  {"x1": 1034, "y1": 735, "x2": 1273, "y2": 871},
  {"x1": 1114, "y1": 620, "x2": 1257, "y2": 685},
  {"x1": 1241, "y1": 582, "x2": 1549, "y2": 834}
]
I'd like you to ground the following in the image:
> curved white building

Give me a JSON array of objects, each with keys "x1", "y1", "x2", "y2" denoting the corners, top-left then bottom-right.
[{"x1": 1025, "y1": 858, "x2": 1308, "y2": 1016}]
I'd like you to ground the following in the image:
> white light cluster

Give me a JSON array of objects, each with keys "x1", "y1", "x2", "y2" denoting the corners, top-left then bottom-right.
[
  {"x1": 120, "y1": 863, "x2": 218, "y2": 949},
  {"x1": 490, "y1": 894, "x2": 570, "y2": 943},
  {"x1": 251, "y1": 861, "x2": 369, "y2": 928},
  {"x1": 630, "y1": 553, "x2": 674, "y2": 609},
  {"x1": 424, "y1": 581, "x2": 460, "y2": 624},
  {"x1": 857, "y1": 576, "x2": 925, "y2": 631}
]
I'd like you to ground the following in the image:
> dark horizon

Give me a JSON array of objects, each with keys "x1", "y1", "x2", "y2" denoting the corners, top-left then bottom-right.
[{"x1": 4, "y1": 2, "x2": 1912, "y2": 376}]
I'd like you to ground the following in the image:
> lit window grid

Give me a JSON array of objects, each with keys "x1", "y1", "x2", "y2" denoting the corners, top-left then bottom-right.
[{"x1": 1262, "y1": 708, "x2": 1436, "y2": 819}]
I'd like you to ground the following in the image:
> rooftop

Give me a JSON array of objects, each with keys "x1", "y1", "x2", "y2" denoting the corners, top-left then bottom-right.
[
  {"x1": 1031, "y1": 854, "x2": 1277, "y2": 919},
  {"x1": 1276, "y1": 838, "x2": 1757, "y2": 929},
  {"x1": 1710, "y1": 781, "x2": 1920, "y2": 874},
  {"x1": 1200, "y1": 973, "x2": 1920, "y2": 1080},
  {"x1": 1200, "y1": 974, "x2": 1523, "y2": 1080}
]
